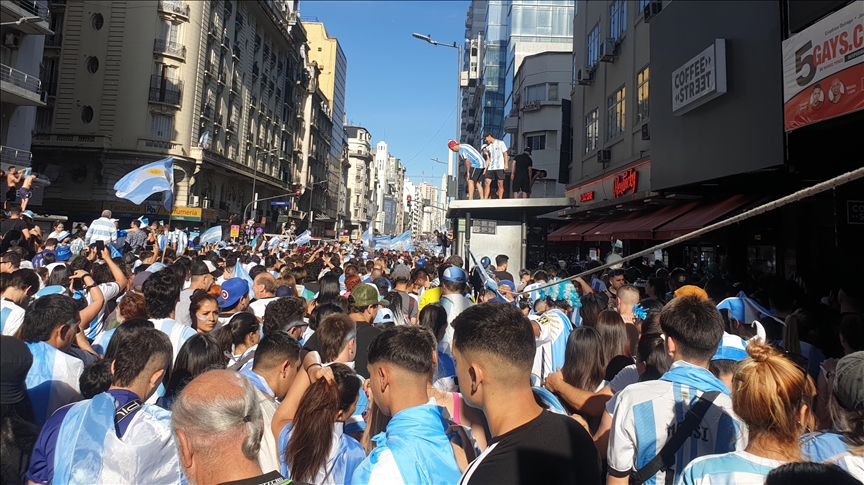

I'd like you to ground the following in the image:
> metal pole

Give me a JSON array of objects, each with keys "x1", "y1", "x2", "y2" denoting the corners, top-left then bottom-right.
[{"x1": 251, "y1": 157, "x2": 258, "y2": 221}]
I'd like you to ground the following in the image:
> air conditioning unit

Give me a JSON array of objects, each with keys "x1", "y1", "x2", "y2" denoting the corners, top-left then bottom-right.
[
  {"x1": 576, "y1": 67, "x2": 594, "y2": 85},
  {"x1": 641, "y1": 123, "x2": 650, "y2": 141},
  {"x1": 202, "y1": 198, "x2": 212, "y2": 209},
  {"x1": 4, "y1": 33, "x2": 21, "y2": 49},
  {"x1": 190, "y1": 196, "x2": 200, "y2": 207},
  {"x1": 644, "y1": 1, "x2": 663, "y2": 22},
  {"x1": 599, "y1": 38, "x2": 617, "y2": 62},
  {"x1": 597, "y1": 149, "x2": 612, "y2": 163}
]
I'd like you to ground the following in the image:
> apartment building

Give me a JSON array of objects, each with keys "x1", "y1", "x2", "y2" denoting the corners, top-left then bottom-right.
[
  {"x1": 1, "y1": 0, "x2": 52, "y2": 180},
  {"x1": 504, "y1": 51, "x2": 572, "y2": 198},
  {"x1": 27, "y1": 0, "x2": 310, "y2": 229},
  {"x1": 345, "y1": 124, "x2": 373, "y2": 232},
  {"x1": 566, "y1": 0, "x2": 652, "y2": 213}
]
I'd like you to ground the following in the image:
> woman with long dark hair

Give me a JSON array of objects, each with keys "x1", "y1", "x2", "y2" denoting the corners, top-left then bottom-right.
[
  {"x1": 313, "y1": 273, "x2": 341, "y2": 308},
  {"x1": 595, "y1": 310, "x2": 634, "y2": 380},
  {"x1": 562, "y1": 326, "x2": 608, "y2": 393},
  {"x1": 157, "y1": 333, "x2": 226, "y2": 409},
  {"x1": 278, "y1": 363, "x2": 365, "y2": 484},
  {"x1": 215, "y1": 312, "x2": 260, "y2": 368},
  {"x1": 189, "y1": 290, "x2": 219, "y2": 333},
  {"x1": 419, "y1": 305, "x2": 453, "y2": 379}
]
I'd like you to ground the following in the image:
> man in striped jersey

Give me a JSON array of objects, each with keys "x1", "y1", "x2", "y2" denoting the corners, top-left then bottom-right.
[
  {"x1": 83, "y1": 210, "x2": 118, "y2": 246},
  {"x1": 448, "y1": 139, "x2": 487, "y2": 200},
  {"x1": 607, "y1": 296, "x2": 746, "y2": 485}
]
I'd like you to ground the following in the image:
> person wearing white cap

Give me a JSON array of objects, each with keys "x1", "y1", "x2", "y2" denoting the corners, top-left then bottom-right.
[{"x1": 83, "y1": 210, "x2": 118, "y2": 246}]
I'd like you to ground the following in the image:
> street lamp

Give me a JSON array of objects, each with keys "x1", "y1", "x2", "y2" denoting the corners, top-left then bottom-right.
[{"x1": 412, "y1": 33, "x2": 462, "y2": 209}]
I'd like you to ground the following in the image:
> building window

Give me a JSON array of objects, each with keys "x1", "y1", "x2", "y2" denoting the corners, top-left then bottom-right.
[
  {"x1": 585, "y1": 109, "x2": 599, "y2": 153},
  {"x1": 86, "y1": 57, "x2": 99, "y2": 73},
  {"x1": 81, "y1": 106, "x2": 94, "y2": 124},
  {"x1": 610, "y1": 0, "x2": 627, "y2": 41},
  {"x1": 35, "y1": 107, "x2": 53, "y2": 133},
  {"x1": 91, "y1": 13, "x2": 103, "y2": 31},
  {"x1": 607, "y1": 86, "x2": 626, "y2": 140},
  {"x1": 526, "y1": 134, "x2": 546, "y2": 151},
  {"x1": 150, "y1": 114, "x2": 174, "y2": 140},
  {"x1": 587, "y1": 23, "x2": 600, "y2": 66},
  {"x1": 572, "y1": 53, "x2": 578, "y2": 86},
  {"x1": 525, "y1": 84, "x2": 546, "y2": 103},
  {"x1": 548, "y1": 83, "x2": 558, "y2": 102},
  {"x1": 636, "y1": 65, "x2": 650, "y2": 123},
  {"x1": 638, "y1": 0, "x2": 651, "y2": 14}
]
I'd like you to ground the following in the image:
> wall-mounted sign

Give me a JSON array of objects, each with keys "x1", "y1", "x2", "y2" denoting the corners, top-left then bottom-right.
[
  {"x1": 471, "y1": 219, "x2": 497, "y2": 235},
  {"x1": 672, "y1": 39, "x2": 727, "y2": 115},
  {"x1": 522, "y1": 100, "x2": 541, "y2": 111},
  {"x1": 580, "y1": 191, "x2": 595, "y2": 202},
  {"x1": 849, "y1": 200, "x2": 864, "y2": 225},
  {"x1": 612, "y1": 168, "x2": 638, "y2": 198},
  {"x1": 782, "y1": 2, "x2": 864, "y2": 131}
]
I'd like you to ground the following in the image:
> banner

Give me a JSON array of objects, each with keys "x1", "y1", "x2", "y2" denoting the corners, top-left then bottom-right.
[
  {"x1": 782, "y1": 2, "x2": 864, "y2": 131},
  {"x1": 373, "y1": 236, "x2": 391, "y2": 250}
]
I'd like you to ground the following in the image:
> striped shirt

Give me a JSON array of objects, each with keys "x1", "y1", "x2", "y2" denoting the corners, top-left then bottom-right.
[
  {"x1": 1, "y1": 297, "x2": 26, "y2": 336},
  {"x1": 803, "y1": 432, "x2": 864, "y2": 482},
  {"x1": 459, "y1": 145, "x2": 486, "y2": 169},
  {"x1": 150, "y1": 317, "x2": 197, "y2": 363},
  {"x1": 84, "y1": 217, "x2": 117, "y2": 245},
  {"x1": 485, "y1": 139, "x2": 508, "y2": 170},
  {"x1": 608, "y1": 362, "x2": 746, "y2": 485},
  {"x1": 677, "y1": 451, "x2": 786, "y2": 485}
]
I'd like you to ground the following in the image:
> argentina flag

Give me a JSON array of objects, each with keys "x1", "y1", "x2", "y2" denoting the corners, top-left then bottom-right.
[
  {"x1": 199, "y1": 225, "x2": 222, "y2": 246},
  {"x1": 293, "y1": 230, "x2": 311, "y2": 246},
  {"x1": 360, "y1": 224, "x2": 374, "y2": 249},
  {"x1": 113, "y1": 157, "x2": 174, "y2": 210}
]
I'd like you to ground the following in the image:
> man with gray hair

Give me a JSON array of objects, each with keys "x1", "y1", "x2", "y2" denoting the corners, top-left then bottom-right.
[
  {"x1": 171, "y1": 370, "x2": 297, "y2": 485},
  {"x1": 84, "y1": 209, "x2": 118, "y2": 246}
]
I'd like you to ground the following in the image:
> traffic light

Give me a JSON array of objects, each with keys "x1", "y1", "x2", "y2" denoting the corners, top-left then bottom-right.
[{"x1": 295, "y1": 189, "x2": 301, "y2": 196}]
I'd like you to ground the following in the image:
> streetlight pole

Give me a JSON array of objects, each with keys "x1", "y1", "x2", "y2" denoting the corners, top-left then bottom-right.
[
  {"x1": 242, "y1": 192, "x2": 297, "y2": 232},
  {"x1": 250, "y1": 147, "x2": 279, "y2": 222},
  {"x1": 412, "y1": 33, "x2": 462, "y2": 212}
]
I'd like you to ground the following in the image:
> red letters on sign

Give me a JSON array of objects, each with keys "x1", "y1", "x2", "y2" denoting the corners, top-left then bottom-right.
[
  {"x1": 580, "y1": 191, "x2": 595, "y2": 202},
  {"x1": 613, "y1": 168, "x2": 638, "y2": 198}
]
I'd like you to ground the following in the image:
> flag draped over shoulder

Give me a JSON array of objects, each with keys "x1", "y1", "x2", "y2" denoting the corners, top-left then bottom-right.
[
  {"x1": 199, "y1": 226, "x2": 222, "y2": 245},
  {"x1": 113, "y1": 157, "x2": 174, "y2": 210}
]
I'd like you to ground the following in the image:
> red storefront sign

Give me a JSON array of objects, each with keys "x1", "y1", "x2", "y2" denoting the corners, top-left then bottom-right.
[
  {"x1": 613, "y1": 168, "x2": 638, "y2": 197},
  {"x1": 580, "y1": 191, "x2": 595, "y2": 202}
]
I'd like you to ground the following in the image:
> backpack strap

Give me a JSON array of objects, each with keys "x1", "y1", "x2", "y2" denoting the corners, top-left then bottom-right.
[{"x1": 629, "y1": 390, "x2": 722, "y2": 485}]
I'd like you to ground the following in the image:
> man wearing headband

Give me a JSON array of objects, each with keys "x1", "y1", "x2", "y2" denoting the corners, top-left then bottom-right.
[{"x1": 448, "y1": 139, "x2": 486, "y2": 200}]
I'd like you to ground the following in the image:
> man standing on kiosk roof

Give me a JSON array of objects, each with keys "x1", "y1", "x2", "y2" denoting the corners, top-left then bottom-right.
[
  {"x1": 483, "y1": 132, "x2": 508, "y2": 200},
  {"x1": 448, "y1": 139, "x2": 487, "y2": 200}
]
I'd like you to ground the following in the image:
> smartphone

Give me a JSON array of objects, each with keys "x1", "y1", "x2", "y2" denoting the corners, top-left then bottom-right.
[
  {"x1": 71, "y1": 278, "x2": 85, "y2": 291},
  {"x1": 95, "y1": 240, "x2": 105, "y2": 252}
]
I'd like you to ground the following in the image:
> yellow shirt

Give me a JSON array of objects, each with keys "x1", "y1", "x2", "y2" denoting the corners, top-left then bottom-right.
[{"x1": 419, "y1": 287, "x2": 442, "y2": 312}]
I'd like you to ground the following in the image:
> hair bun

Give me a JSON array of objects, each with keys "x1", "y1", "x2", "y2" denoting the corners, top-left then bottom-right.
[{"x1": 746, "y1": 341, "x2": 774, "y2": 363}]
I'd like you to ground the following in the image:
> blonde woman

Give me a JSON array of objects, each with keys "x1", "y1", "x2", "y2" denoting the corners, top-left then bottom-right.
[{"x1": 679, "y1": 341, "x2": 816, "y2": 484}]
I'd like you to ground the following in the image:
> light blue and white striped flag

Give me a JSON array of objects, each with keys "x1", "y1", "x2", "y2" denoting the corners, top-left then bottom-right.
[
  {"x1": 200, "y1": 226, "x2": 223, "y2": 245},
  {"x1": 294, "y1": 230, "x2": 311, "y2": 246},
  {"x1": 25, "y1": 341, "x2": 83, "y2": 425},
  {"x1": 360, "y1": 224, "x2": 374, "y2": 249},
  {"x1": 268, "y1": 236, "x2": 282, "y2": 251},
  {"x1": 233, "y1": 259, "x2": 256, "y2": 299},
  {"x1": 113, "y1": 157, "x2": 174, "y2": 210}
]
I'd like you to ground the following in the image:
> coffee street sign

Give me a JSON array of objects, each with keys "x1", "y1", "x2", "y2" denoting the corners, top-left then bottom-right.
[{"x1": 672, "y1": 39, "x2": 727, "y2": 115}]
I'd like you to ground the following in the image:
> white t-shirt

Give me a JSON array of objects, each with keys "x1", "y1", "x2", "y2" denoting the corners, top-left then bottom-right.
[
  {"x1": 1, "y1": 297, "x2": 26, "y2": 336},
  {"x1": 608, "y1": 362, "x2": 746, "y2": 484},
  {"x1": 485, "y1": 139, "x2": 507, "y2": 170},
  {"x1": 84, "y1": 282, "x2": 121, "y2": 341},
  {"x1": 609, "y1": 364, "x2": 639, "y2": 393},
  {"x1": 249, "y1": 297, "x2": 279, "y2": 319},
  {"x1": 678, "y1": 450, "x2": 786, "y2": 485}
]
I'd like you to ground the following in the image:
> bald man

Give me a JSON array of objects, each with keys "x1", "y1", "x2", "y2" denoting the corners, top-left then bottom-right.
[
  {"x1": 171, "y1": 370, "x2": 295, "y2": 485},
  {"x1": 249, "y1": 273, "x2": 279, "y2": 319},
  {"x1": 616, "y1": 285, "x2": 642, "y2": 325}
]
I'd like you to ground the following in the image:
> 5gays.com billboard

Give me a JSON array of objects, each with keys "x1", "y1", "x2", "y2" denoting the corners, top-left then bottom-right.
[{"x1": 782, "y1": 2, "x2": 864, "y2": 131}]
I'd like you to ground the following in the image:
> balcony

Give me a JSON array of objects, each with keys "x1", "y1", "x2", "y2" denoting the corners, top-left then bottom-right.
[
  {"x1": 1, "y1": 63, "x2": 44, "y2": 106},
  {"x1": 503, "y1": 113, "x2": 518, "y2": 134},
  {"x1": 154, "y1": 38, "x2": 186, "y2": 60},
  {"x1": 227, "y1": 120, "x2": 236, "y2": 132},
  {"x1": 1, "y1": 0, "x2": 52, "y2": 34},
  {"x1": 232, "y1": 43, "x2": 241, "y2": 60},
  {"x1": 149, "y1": 76, "x2": 183, "y2": 107},
  {"x1": 214, "y1": 113, "x2": 223, "y2": 126},
  {"x1": 0, "y1": 145, "x2": 32, "y2": 166},
  {"x1": 201, "y1": 103, "x2": 214, "y2": 119},
  {"x1": 44, "y1": 34, "x2": 62, "y2": 48},
  {"x1": 217, "y1": 69, "x2": 226, "y2": 86},
  {"x1": 157, "y1": 0, "x2": 189, "y2": 21},
  {"x1": 230, "y1": 76, "x2": 239, "y2": 94},
  {"x1": 195, "y1": 146, "x2": 287, "y2": 189}
]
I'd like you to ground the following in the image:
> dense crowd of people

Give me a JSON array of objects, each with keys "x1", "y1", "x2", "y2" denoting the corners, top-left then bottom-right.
[{"x1": 1, "y1": 210, "x2": 863, "y2": 485}]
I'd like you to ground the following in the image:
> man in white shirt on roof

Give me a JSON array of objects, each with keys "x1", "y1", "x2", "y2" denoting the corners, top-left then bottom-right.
[
  {"x1": 482, "y1": 132, "x2": 508, "y2": 200},
  {"x1": 607, "y1": 296, "x2": 746, "y2": 485}
]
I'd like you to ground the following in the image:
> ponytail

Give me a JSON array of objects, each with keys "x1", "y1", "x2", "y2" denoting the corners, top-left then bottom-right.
[
  {"x1": 284, "y1": 363, "x2": 360, "y2": 482},
  {"x1": 216, "y1": 312, "x2": 258, "y2": 355}
]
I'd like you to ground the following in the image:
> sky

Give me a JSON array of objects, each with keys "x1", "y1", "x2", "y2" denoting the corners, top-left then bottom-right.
[{"x1": 302, "y1": 1, "x2": 470, "y2": 188}]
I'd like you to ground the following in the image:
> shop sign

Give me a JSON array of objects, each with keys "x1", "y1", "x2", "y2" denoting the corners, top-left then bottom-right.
[
  {"x1": 170, "y1": 207, "x2": 202, "y2": 221},
  {"x1": 230, "y1": 225, "x2": 240, "y2": 238},
  {"x1": 580, "y1": 191, "x2": 595, "y2": 202},
  {"x1": 848, "y1": 200, "x2": 864, "y2": 225},
  {"x1": 612, "y1": 168, "x2": 638, "y2": 198},
  {"x1": 471, "y1": 219, "x2": 497, "y2": 235},
  {"x1": 672, "y1": 39, "x2": 727, "y2": 115},
  {"x1": 782, "y1": 2, "x2": 864, "y2": 131}
]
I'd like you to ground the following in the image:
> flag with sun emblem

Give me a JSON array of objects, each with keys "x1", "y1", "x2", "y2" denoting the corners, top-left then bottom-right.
[{"x1": 113, "y1": 157, "x2": 175, "y2": 210}]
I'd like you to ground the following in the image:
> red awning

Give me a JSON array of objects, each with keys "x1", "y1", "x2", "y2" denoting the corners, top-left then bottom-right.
[
  {"x1": 610, "y1": 202, "x2": 700, "y2": 240},
  {"x1": 548, "y1": 220, "x2": 605, "y2": 242},
  {"x1": 654, "y1": 195, "x2": 756, "y2": 240},
  {"x1": 582, "y1": 212, "x2": 645, "y2": 242}
]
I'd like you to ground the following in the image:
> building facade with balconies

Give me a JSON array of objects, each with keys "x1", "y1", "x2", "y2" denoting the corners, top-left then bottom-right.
[
  {"x1": 345, "y1": 124, "x2": 373, "y2": 232},
  {"x1": 1, "y1": 0, "x2": 52, "y2": 180},
  {"x1": 28, "y1": 0, "x2": 310, "y2": 228},
  {"x1": 504, "y1": 51, "x2": 572, "y2": 198}
]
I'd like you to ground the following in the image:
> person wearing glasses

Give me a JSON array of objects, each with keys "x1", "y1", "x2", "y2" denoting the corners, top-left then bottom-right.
[{"x1": 346, "y1": 283, "x2": 387, "y2": 379}]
